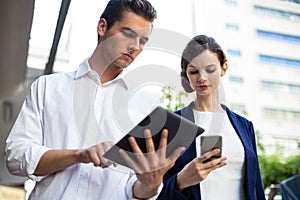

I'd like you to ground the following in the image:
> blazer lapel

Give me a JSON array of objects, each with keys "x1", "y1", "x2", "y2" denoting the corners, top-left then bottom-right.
[
  {"x1": 180, "y1": 102, "x2": 201, "y2": 199},
  {"x1": 224, "y1": 105, "x2": 254, "y2": 199}
]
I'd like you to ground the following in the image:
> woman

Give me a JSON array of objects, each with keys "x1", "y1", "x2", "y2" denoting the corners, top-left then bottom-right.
[{"x1": 157, "y1": 35, "x2": 265, "y2": 200}]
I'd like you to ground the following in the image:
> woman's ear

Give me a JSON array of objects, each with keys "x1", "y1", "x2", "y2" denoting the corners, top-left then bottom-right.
[
  {"x1": 97, "y1": 18, "x2": 108, "y2": 39},
  {"x1": 221, "y1": 62, "x2": 228, "y2": 77}
]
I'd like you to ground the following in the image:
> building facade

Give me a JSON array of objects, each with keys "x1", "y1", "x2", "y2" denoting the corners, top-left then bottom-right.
[{"x1": 193, "y1": 0, "x2": 300, "y2": 156}]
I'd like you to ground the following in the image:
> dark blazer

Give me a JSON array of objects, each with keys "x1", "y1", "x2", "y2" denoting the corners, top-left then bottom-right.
[{"x1": 157, "y1": 103, "x2": 266, "y2": 200}]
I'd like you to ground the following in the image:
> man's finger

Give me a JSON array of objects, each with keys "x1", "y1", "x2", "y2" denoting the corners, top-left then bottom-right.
[
  {"x1": 167, "y1": 146, "x2": 185, "y2": 163},
  {"x1": 119, "y1": 149, "x2": 142, "y2": 173},
  {"x1": 158, "y1": 129, "x2": 168, "y2": 149},
  {"x1": 144, "y1": 129, "x2": 155, "y2": 153},
  {"x1": 128, "y1": 136, "x2": 143, "y2": 154}
]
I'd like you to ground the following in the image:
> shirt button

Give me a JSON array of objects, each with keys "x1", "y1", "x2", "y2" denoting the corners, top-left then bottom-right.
[{"x1": 81, "y1": 172, "x2": 88, "y2": 179}]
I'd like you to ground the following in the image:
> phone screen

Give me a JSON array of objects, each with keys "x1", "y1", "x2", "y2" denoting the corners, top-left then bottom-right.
[{"x1": 200, "y1": 135, "x2": 222, "y2": 163}]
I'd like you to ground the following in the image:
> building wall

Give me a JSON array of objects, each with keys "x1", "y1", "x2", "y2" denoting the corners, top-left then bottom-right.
[
  {"x1": 194, "y1": 0, "x2": 300, "y2": 156},
  {"x1": 0, "y1": 68, "x2": 43, "y2": 185}
]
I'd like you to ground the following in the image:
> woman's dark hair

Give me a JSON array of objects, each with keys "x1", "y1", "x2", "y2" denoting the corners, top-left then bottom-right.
[
  {"x1": 180, "y1": 35, "x2": 227, "y2": 93},
  {"x1": 98, "y1": 0, "x2": 157, "y2": 40}
]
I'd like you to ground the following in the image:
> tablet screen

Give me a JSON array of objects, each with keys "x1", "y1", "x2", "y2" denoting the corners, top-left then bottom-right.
[{"x1": 103, "y1": 106, "x2": 204, "y2": 168}]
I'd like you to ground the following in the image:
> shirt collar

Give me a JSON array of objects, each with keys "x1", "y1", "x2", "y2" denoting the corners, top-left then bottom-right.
[{"x1": 74, "y1": 58, "x2": 128, "y2": 90}]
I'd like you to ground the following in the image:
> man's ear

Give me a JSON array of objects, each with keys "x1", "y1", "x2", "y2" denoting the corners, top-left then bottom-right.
[
  {"x1": 97, "y1": 18, "x2": 108, "y2": 38},
  {"x1": 221, "y1": 62, "x2": 228, "y2": 76}
]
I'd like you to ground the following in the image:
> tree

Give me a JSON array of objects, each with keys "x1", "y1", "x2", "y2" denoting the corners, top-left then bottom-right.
[
  {"x1": 159, "y1": 85, "x2": 192, "y2": 111},
  {"x1": 256, "y1": 132, "x2": 300, "y2": 188}
]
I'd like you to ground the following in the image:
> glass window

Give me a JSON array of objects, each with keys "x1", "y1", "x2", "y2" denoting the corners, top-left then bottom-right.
[
  {"x1": 227, "y1": 49, "x2": 241, "y2": 57},
  {"x1": 254, "y1": 5, "x2": 300, "y2": 21},
  {"x1": 277, "y1": 0, "x2": 300, "y2": 4},
  {"x1": 259, "y1": 54, "x2": 300, "y2": 68},
  {"x1": 231, "y1": 103, "x2": 247, "y2": 114},
  {"x1": 263, "y1": 108, "x2": 300, "y2": 121},
  {"x1": 229, "y1": 76, "x2": 244, "y2": 83},
  {"x1": 224, "y1": 0, "x2": 238, "y2": 6},
  {"x1": 256, "y1": 30, "x2": 300, "y2": 44},
  {"x1": 260, "y1": 80, "x2": 300, "y2": 94},
  {"x1": 225, "y1": 23, "x2": 239, "y2": 31}
]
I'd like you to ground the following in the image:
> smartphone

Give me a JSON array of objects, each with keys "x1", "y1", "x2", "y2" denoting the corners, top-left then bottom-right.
[{"x1": 200, "y1": 135, "x2": 222, "y2": 163}]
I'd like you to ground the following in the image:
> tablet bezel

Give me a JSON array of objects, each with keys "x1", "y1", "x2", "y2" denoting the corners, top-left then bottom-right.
[{"x1": 103, "y1": 106, "x2": 204, "y2": 168}]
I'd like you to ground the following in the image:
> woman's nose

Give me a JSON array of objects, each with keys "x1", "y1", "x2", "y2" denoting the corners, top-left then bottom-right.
[{"x1": 197, "y1": 72, "x2": 206, "y2": 82}]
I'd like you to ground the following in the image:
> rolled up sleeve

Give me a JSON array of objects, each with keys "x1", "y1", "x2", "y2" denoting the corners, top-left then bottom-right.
[{"x1": 126, "y1": 174, "x2": 164, "y2": 200}]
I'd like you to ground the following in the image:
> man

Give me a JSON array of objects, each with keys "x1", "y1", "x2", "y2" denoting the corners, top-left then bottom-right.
[{"x1": 5, "y1": 0, "x2": 184, "y2": 199}]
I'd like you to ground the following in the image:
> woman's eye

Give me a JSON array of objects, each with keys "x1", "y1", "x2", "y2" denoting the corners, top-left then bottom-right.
[
  {"x1": 206, "y1": 68, "x2": 216, "y2": 73},
  {"x1": 189, "y1": 70, "x2": 199, "y2": 75}
]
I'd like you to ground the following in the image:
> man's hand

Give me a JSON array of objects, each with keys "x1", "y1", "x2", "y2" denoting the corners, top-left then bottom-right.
[
  {"x1": 79, "y1": 141, "x2": 116, "y2": 168},
  {"x1": 119, "y1": 129, "x2": 185, "y2": 199}
]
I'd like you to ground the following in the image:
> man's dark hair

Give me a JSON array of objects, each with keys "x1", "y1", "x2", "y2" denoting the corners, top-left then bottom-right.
[{"x1": 98, "y1": 0, "x2": 157, "y2": 40}]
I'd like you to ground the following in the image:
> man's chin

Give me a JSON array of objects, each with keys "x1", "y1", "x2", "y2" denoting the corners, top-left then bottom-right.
[{"x1": 116, "y1": 62, "x2": 131, "y2": 69}]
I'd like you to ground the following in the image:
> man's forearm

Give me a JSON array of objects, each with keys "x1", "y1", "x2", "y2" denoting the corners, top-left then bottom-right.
[{"x1": 33, "y1": 149, "x2": 81, "y2": 176}]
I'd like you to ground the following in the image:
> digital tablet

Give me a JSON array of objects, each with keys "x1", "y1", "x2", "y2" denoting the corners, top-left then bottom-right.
[{"x1": 103, "y1": 106, "x2": 205, "y2": 168}]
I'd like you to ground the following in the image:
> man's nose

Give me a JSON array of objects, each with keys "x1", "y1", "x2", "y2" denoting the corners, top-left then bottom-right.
[{"x1": 129, "y1": 38, "x2": 140, "y2": 52}]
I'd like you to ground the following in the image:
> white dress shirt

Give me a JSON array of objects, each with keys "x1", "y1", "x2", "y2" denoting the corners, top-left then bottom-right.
[
  {"x1": 193, "y1": 110, "x2": 246, "y2": 200},
  {"x1": 5, "y1": 59, "x2": 161, "y2": 200}
]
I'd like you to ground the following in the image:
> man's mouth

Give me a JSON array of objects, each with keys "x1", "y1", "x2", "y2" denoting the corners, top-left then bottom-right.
[{"x1": 123, "y1": 53, "x2": 133, "y2": 61}]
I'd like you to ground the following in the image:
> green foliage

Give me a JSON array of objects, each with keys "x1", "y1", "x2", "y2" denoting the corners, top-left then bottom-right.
[
  {"x1": 259, "y1": 154, "x2": 300, "y2": 188},
  {"x1": 255, "y1": 130, "x2": 265, "y2": 154},
  {"x1": 159, "y1": 85, "x2": 190, "y2": 111},
  {"x1": 256, "y1": 132, "x2": 300, "y2": 188}
]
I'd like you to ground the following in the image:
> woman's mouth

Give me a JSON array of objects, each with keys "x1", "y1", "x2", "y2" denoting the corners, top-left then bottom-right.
[{"x1": 197, "y1": 85, "x2": 208, "y2": 90}]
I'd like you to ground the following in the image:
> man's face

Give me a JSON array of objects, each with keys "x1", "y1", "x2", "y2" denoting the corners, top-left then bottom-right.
[{"x1": 98, "y1": 11, "x2": 153, "y2": 70}]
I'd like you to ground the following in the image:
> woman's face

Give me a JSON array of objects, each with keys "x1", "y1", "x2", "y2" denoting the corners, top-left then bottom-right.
[{"x1": 186, "y1": 50, "x2": 226, "y2": 97}]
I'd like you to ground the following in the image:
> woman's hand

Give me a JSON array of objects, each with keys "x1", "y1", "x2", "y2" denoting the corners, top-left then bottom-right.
[{"x1": 176, "y1": 149, "x2": 227, "y2": 191}]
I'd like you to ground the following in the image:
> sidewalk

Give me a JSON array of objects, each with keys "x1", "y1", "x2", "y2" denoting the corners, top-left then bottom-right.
[{"x1": 0, "y1": 185, "x2": 24, "y2": 200}]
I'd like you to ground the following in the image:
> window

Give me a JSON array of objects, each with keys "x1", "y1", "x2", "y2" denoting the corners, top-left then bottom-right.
[
  {"x1": 263, "y1": 108, "x2": 300, "y2": 121},
  {"x1": 260, "y1": 80, "x2": 300, "y2": 94},
  {"x1": 227, "y1": 49, "x2": 241, "y2": 57},
  {"x1": 254, "y1": 6, "x2": 300, "y2": 21},
  {"x1": 259, "y1": 54, "x2": 300, "y2": 68},
  {"x1": 224, "y1": 0, "x2": 238, "y2": 6},
  {"x1": 277, "y1": 0, "x2": 300, "y2": 4},
  {"x1": 229, "y1": 76, "x2": 244, "y2": 83},
  {"x1": 225, "y1": 23, "x2": 239, "y2": 31},
  {"x1": 256, "y1": 30, "x2": 300, "y2": 44},
  {"x1": 3, "y1": 101, "x2": 13, "y2": 122},
  {"x1": 231, "y1": 103, "x2": 247, "y2": 114}
]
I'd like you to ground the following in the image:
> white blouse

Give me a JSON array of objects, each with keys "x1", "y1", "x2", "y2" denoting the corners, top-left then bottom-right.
[{"x1": 193, "y1": 110, "x2": 246, "y2": 200}]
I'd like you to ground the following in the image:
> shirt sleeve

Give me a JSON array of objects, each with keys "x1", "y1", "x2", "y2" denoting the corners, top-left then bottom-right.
[
  {"x1": 126, "y1": 174, "x2": 164, "y2": 200},
  {"x1": 5, "y1": 77, "x2": 51, "y2": 181}
]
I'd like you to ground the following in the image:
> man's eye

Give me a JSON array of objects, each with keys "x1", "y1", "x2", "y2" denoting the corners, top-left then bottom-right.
[
  {"x1": 123, "y1": 31, "x2": 134, "y2": 38},
  {"x1": 139, "y1": 38, "x2": 148, "y2": 46}
]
